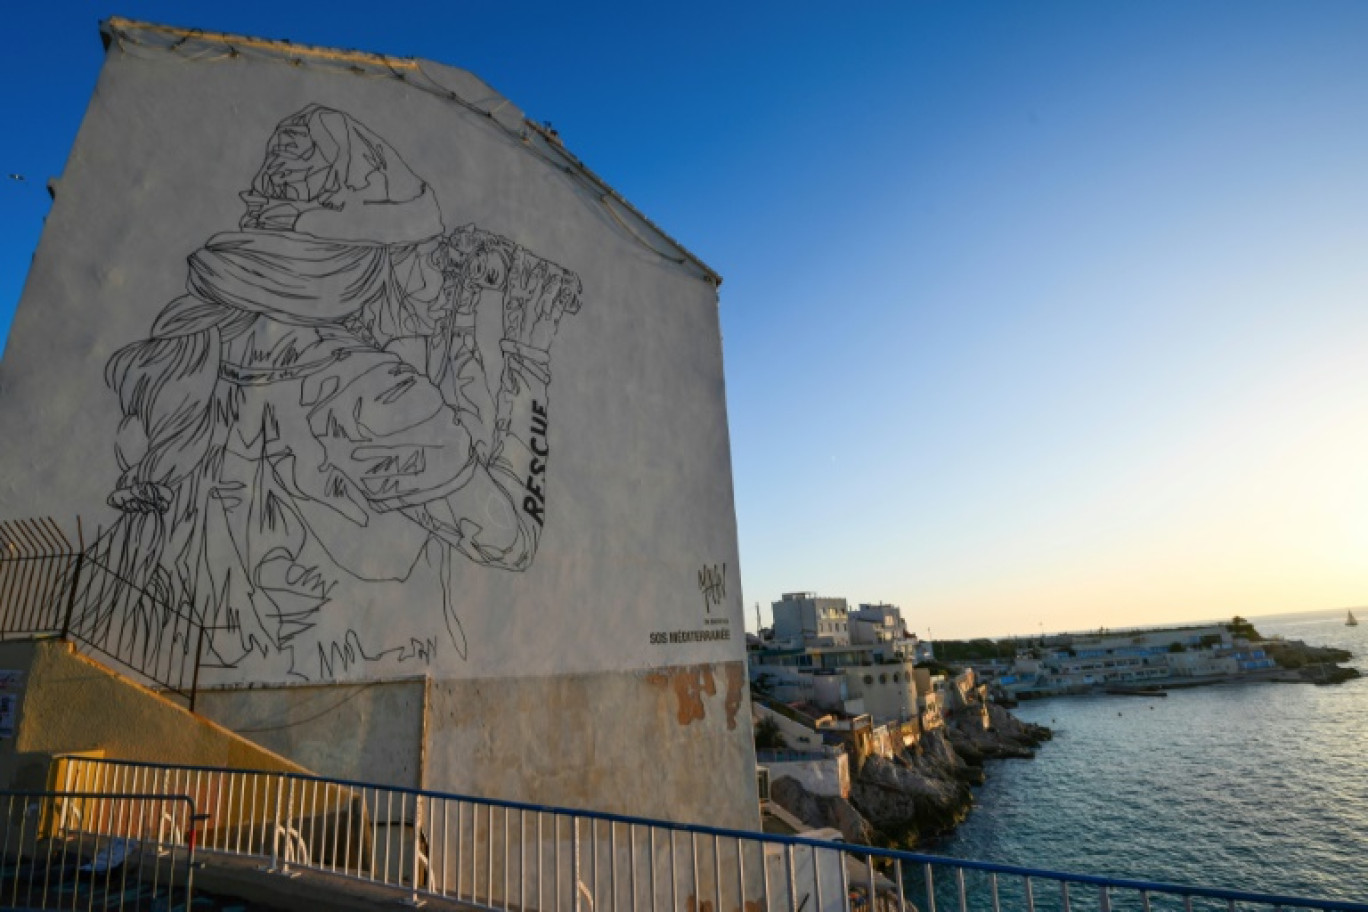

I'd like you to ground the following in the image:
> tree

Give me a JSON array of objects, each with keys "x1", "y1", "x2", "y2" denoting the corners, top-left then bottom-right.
[
  {"x1": 754, "y1": 716, "x2": 787, "y2": 751},
  {"x1": 1226, "y1": 616, "x2": 1261, "y2": 641}
]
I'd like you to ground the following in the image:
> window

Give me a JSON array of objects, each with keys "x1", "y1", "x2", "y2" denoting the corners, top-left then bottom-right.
[
  {"x1": 879, "y1": 674, "x2": 888, "y2": 684},
  {"x1": 863, "y1": 675, "x2": 873, "y2": 685}
]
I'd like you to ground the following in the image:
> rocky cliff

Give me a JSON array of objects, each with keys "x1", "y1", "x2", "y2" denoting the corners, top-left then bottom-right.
[{"x1": 770, "y1": 705, "x2": 1050, "y2": 850}]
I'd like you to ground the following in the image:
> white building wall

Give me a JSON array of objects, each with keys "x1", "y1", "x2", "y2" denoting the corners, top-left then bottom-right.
[
  {"x1": 850, "y1": 604, "x2": 903, "y2": 645},
  {"x1": 843, "y1": 662, "x2": 919, "y2": 723},
  {"x1": 0, "y1": 19, "x2": 753, "y2": 827},
  {"x1": 753, "y1": 702, "x2": 827, "y2": 752},
  {"x1": 772, "y1": 593, "x2": 850, "y2": 646},
  {"x1": 1166, "y1": 651, "x2": 1240, "y2": 677},
  {"x1": 763, "y1": 754, "x2": 850, "y2": 799},
  {"x1": 810, "y1": 673, "x2": 847, "y2": 711}
]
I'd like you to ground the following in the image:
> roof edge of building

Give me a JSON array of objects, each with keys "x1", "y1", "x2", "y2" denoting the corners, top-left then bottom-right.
[{"x1": 99, "y1": 16, "x2": 723, "y2": 289}]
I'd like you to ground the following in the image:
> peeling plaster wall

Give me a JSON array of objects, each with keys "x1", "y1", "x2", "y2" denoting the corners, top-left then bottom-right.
[
  {"x1": 427, "y1": 662, "x2": 753, "y2": 827},
  {"x1": 0, "y1": 21, "x2": 754, "y2": 827}
]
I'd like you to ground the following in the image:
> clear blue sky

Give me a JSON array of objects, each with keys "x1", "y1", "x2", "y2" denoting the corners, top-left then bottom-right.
[{"x1": 4, "y1": 2, "x2": 1367, "y2": 638}]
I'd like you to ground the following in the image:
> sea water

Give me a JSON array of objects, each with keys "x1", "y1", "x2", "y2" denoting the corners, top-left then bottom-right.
[{"x1": 934, "y1": 609, "x2": 1368, "y2": 903}]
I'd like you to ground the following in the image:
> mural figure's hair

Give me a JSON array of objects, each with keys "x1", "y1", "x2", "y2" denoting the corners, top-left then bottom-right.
[{"x1": 105, "y1": 297, "x2": 253, "y2": 511}]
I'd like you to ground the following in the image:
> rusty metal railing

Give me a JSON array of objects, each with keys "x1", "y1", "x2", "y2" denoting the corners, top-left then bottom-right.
[{"x1": 0, "y1": 517, "x2": 207, "y2": 711}]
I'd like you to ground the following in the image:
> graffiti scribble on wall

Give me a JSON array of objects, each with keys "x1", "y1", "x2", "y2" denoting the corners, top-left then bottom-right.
[
  {"x1": 698, "y1": 563, "x2": 726, "y2": 614},
  {"x1": 78, "y1": 105, "x2": 582, "y2": 682}
]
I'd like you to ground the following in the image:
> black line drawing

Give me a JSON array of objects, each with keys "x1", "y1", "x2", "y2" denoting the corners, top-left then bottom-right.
[
  {"x1": 79, "y1": 104, "x2": 582, "y2": 682},
  {"x1": 698, "y1": 563, "x2": 726, "y2": 614}
]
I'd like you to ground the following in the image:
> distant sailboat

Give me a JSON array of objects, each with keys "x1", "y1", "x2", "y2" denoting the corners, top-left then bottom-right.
[{"x1": 1348, "y1": 610, "x2": 1359, "y2": 627}]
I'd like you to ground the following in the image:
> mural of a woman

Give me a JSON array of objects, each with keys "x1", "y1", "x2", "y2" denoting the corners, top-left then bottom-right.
[{"x1": 88, "y1": 104, "x2": 581, "y2": 682}]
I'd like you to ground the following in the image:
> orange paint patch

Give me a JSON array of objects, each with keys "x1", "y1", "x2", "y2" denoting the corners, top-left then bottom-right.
[
  {"x1": 645, "y1": 666, "x2": 718, "y2": 726},
  {"x1": 724, "y1": 664, "x2": 746, "y2": 731}
]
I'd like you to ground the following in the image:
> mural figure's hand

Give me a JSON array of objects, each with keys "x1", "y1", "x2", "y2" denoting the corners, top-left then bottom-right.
[
  {"x1": 503, "y1": 249, "x2": 582, "y2": 355},
  {"x1": 446, "y1": 225, "x2": 517, "y2": 292}
]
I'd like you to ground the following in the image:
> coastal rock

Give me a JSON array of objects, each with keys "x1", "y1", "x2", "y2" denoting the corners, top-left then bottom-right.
[
  {"x1": 849, "y1": 733, "x2": 974, "y2": 848},
  {"x1": 1260, "y1": 640, "x2": 1359, "y2": 685},
  {"x1": 769, "y1": 776, "x2": 874, "y2": 844},
  {"x1": 1302, "y1": 664, "x2": 1362, "y2": 685},
  {"x1": 768, "y1": 705, "x2": 1053, "y2": 851},
  {"x1": 946, "y1": 704, "x2": 1050, "y2": 769},
  {"x1": 1264, "y1": 640, "x2": 1353, "y2": 669}
]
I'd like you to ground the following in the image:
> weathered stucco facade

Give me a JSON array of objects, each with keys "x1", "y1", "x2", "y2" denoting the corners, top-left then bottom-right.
[{"x1": 0, "y1": 20, "x2": 754, "y2": 827}]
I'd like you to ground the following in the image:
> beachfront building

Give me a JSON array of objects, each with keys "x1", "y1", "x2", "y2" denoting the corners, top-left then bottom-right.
[
  {"x1": 1070, "y1": 625, "x2": 1234, "y2": 654},
  {"x1": 978, "y1": 623, "x2": 1278, "y2": 698}
]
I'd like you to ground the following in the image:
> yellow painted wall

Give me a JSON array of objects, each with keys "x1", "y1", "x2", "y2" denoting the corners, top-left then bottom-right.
[{"x1": 0, "y1": 640, "x2": 310, "y2": 792}]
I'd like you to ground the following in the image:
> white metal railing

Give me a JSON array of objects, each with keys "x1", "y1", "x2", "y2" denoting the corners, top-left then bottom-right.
[
  {"x1": 54, "y1": 756, "x2": 1368, "y2": 912},
  {"x1": 0, "y1": 789, "x2": 199, "y2": 910}
]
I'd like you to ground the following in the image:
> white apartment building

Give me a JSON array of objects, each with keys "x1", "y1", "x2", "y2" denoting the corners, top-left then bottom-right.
[
  {"x1": 772, "y1": 593, "x2": 851, "y2": 647},
  {"x1": 849, "y1": 602, "x2": 928, "y2": 661},
  {"x1": 849, "y1": 603, "x2": 902, "y2": 645}
]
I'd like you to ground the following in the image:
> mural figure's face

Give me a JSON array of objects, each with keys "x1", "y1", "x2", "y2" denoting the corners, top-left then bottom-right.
[{"x1": 245, "y1": 105, "x2": 442, "y2": 244}]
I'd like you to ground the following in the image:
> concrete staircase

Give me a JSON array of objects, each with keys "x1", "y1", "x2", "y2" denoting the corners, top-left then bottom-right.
[{"x1": 0, "y1": 639, "x2": 312, "y2": 792}]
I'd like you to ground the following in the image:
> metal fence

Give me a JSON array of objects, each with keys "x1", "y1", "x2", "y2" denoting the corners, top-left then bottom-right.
[
  {"x1": 0, "y1": 789, "x2": 199, "y2": 910},
  {"x1": 0, "y1": 517, "x2": 206, "y2": 709},
  {"x1": 54, "y1": 756, "x2": 1368, "y2": 912},
  {"x1": 0, "y1": 518, "x2": 72, "y2": 637}
]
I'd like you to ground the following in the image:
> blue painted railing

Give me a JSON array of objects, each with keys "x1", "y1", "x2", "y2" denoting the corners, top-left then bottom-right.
[{"x1": 54, "y1": 756, "x2": 1368, "y2": 912}]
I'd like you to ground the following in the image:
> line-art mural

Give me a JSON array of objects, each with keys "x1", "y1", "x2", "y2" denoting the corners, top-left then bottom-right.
[{"x1": 78, "y1": 104, "x2": 582, "y2": 682}]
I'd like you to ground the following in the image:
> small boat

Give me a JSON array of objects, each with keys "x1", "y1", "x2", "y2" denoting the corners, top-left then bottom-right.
[
  {"x1": 1104, "y1": 685, "x2": 1168, "y2": 697},
  {"x1": 1348, "y1": 610, "x2": 1359, "y2": 627}
]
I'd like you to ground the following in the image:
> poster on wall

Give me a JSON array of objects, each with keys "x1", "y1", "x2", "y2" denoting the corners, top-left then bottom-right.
[{"x1": 0, "y1": 694, "x2": 16, "y2": 739}]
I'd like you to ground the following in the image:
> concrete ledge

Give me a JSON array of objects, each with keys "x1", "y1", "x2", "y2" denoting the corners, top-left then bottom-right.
[{"x1": 195, "y1": 851, "x2": 484, "y2": 912}]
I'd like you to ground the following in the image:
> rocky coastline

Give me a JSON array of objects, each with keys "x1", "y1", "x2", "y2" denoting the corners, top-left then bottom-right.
[
  {"x1": 1264, "y1": 639, "x2": 1361, "y2": 685},
  {"x1": 769, "y1": 703, "x2": 1050, "y2": 850},
  {"x1": 761, "y1": 621, "x2": 1356, "y2": 850}
]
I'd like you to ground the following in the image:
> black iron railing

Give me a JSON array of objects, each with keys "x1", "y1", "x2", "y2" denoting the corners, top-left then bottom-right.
[{"x1": 0, "y1": 518, "x2": 206, "y2": 711}]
